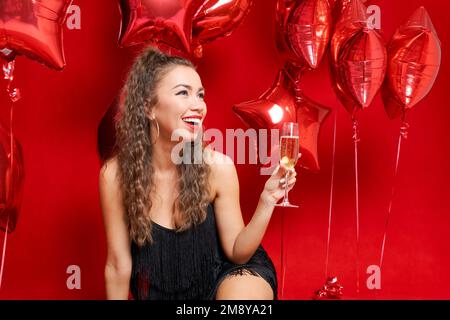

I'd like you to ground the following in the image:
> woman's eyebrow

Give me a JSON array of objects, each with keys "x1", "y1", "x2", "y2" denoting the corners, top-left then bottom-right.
[{"x1": 172, "y1": 84, "x2": 205, "y2": 92}]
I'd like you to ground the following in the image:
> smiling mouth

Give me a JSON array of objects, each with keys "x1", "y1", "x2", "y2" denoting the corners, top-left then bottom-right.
[{"x1": 182, "y1": 117, "x2": 202, "y2": 130}]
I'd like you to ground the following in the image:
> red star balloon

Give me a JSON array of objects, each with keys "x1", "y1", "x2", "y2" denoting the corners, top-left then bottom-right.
[
  {"x1": 276, "y1": 0, "x2": 332, "y2": 70},
  {"x1": 118, "y1": 0, "x2": 204, "y2": 55},
  {"x1": 382, "y1": 7, "x2": 441, "y2": 119},
  {"x1": 0, "y1": 0, "x2": 73, "y2": 69},
  {"x1": 233, "y1": 64, "x2": 330, "y2": 171},
  {"x1": 330, "y1": 0, "x2": 386, "y2": 116}
]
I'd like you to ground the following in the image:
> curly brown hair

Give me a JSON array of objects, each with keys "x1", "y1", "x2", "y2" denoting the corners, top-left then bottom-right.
[{"x1": 115, "y1": 46, "x2": 211, "y2": 247}]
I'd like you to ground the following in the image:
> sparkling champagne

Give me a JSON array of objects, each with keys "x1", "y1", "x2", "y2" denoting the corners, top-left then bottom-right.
[{"x1": 280, "y1": 136, "x2": 299, "y2": 169}]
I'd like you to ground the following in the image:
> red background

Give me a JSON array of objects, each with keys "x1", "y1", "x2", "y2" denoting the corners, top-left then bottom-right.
[{"x1": 0, "y1": 0, "x2": 449, "y2": 299}]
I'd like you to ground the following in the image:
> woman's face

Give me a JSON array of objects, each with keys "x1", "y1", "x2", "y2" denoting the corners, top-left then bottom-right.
[{"x1": 151, "y1": 65, "x2": 206, "y2": 142}]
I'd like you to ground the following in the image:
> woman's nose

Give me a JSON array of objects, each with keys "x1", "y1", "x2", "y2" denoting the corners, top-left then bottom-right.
[{"x1": 190, "y1": 97, "x2": 205, "y2": 111}]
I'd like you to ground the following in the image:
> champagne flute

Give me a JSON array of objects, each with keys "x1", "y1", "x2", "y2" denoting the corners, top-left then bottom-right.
[{"x1": 275, "y1": 122, "x2": 299, "y2": 208}]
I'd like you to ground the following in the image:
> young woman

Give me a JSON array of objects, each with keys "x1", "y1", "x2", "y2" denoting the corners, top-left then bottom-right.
[{"x1": 99, "y1": 46, "x2": 297, "y2": 300}]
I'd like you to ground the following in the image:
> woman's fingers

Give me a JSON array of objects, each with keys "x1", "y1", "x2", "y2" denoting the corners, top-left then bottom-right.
[
  {"x1": 272, "y1": 162, "x2": 298, "y2": 192},
  {"x1": 273, "y1": 164, "x2": 285, "y2": 177},
  {"x1": 279, "y1": 176, "x2": 296, "y2": 188},
  {"x1": 279, "y1": 170, "x2": 297, "y2": 184},
  {"x1": 277, "y1": 163, "x2": 288, "y2": 177},
  {"x1": 278, "y1": 167, "x2": 297, "y2": 186}
]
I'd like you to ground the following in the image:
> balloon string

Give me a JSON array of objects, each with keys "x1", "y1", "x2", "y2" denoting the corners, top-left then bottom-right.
[
  {"x1": 283, "y1": 61, "x2": 303, "y2": 88},
  {"x1": 3, "y1": 60, "x2": 17, "y2": 175},
  {"x1": 0, "y1": 215, "x2": 9, "y2": 289},
  {"x1": 352, "y1": 117, "x2": 360, "y2": 293},
  {"x1": 0, "y1": 95, "x2": 13, "y2": 290},
  {"x1": 1, "y1": 59, "x2": 18, "y2": 289},
  {"x1": 279, "y1": 61, "x2": 303, "y2": 299},
  {"x1": 280, "y1": 211, "x2": 286, "y2": 299},
  {"x1": 10, "y1": 89, "x2": 14, "y2": 191},
  {"x1": 325, "y1": 111, "x2": 337, "y2": 278},
  {"x1": 379, "y1": 119, "x2": 409, "y2": 269}
]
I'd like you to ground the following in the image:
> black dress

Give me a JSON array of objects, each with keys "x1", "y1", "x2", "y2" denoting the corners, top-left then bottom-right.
[{"x1": 130, "y1": 203, "x2": 278, "y2": 300}]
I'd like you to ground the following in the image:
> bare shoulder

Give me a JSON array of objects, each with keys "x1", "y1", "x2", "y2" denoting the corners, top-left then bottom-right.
[
  {"x1": 99, "y1": 156, "x2": 121, "y2": 197},
  {"x1": 100, "y1": 156, "x2": 118, "y2": 177},
  {"x1": 205, "y1": 148, "x2": 235, "y2": 175},
  {"x1": 204, "y1": 148, "x2": 238, "y2": 200}
]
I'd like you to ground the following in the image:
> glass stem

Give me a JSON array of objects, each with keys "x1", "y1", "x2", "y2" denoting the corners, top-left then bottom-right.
[{"x1": 283, "y1": 171, "x2": 289, "y2": 203}]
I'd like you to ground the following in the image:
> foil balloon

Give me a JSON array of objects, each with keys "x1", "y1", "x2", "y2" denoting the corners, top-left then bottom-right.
[
  {"x1": 330, "y1": 0, "x2": 386, "y2": 115},
  {"x1": 331, "y1": 0, "x2": 369, "y2": 23},
  {"x1": 314, "y1": 276, "x2": 344, "y2": 299},
  {"x1": 0, "y1": 124, "x2": 25, "y2": 234},
  {"x1": 382, "y1": 7, "x2": 441, "y2": 119},
  {"x1": 329, "y1": 1, "x2": 385, "y2": 291},
  {"x1": 233, "y1": 64, "x2": 330, "y2": 171},
  {"x1": 0, "y1": 0, "x2": 73, "y2": 70},
  {"x1": 192, "y1": 0, "x2": 253, "y2": 50},
  {"x1": 378, "y1": 7, "x2": 441, "y2": 269},
  {"x1": 330, "y1": 0, "x2": 367, "y2": 63},
  {"x1": 328, "y1": 0, "x2": 337, "y2": 7},
  {"x1": 276, "y1": 0, "x2": 332, "y2": 69},
  {"x1": 118, "y1": 0, "x2": 204, "y2": 56}
]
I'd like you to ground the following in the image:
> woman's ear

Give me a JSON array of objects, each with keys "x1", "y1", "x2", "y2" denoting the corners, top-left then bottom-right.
[{"x1": 144, "y1": 104, "x2": 154, "y2": 120}]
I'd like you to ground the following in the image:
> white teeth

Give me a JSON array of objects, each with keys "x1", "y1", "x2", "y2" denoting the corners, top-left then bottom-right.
[{"x1": 183, "y1": 118, "x2": 201, "y2": 125}]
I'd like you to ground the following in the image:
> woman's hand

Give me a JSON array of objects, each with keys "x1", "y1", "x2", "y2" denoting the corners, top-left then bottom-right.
[{"x1": 260, "y1": 153, "x2": 301, "y2": 206}]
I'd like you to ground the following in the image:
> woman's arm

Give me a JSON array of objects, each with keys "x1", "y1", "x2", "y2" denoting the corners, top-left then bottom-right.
[
  {"x1": 210, "y1": 151, "x2": 297, "y2": 265},
  {"x1": 99, "y1": 158, "x2": 132, "y2": 299}
]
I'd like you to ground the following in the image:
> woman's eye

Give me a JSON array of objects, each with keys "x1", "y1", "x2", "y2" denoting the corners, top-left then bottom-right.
[
  {"x1": 177, "y1": 90, "x2": 188, "y2": 96},
  {"x1": 198, "y1": 93, "x2": 205, "y2": 99}
]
